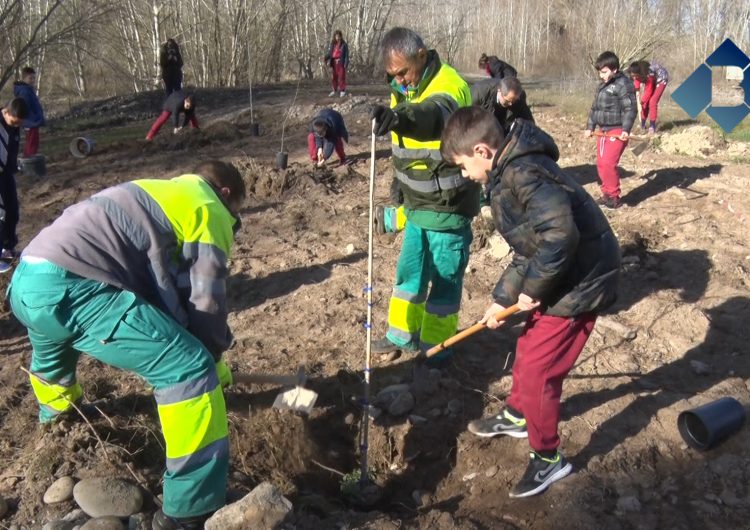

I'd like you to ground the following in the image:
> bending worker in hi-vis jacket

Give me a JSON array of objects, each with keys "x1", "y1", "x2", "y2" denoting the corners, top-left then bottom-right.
[{"x1": 7, "y1": 160, "x2": 245, "y2": 530}]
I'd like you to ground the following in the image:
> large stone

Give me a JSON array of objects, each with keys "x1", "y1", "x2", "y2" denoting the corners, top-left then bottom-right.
[
  {"x1": 73, "y1": 478, "x2": 143, "y2": 518},
  {"x1": 80, "y1": 517, "x2": 125, "y2": 530},
  {"x1": 44, "y1": 476, "x2": 76, "y2": 504},
  {"x1": 204, "y1": 482, "x2": 292, "y2": 530},
  {"x1": 387, "y1": 391, "x2": 415, "y2": 416},
  {"x1": 375, "y1": 384, "x2": 411, "y2": 407}
]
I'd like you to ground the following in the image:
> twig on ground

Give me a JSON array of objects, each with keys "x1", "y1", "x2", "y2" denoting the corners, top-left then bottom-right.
[{"x1": 311, "y1": 458, "x2": 346, "y2": 477}]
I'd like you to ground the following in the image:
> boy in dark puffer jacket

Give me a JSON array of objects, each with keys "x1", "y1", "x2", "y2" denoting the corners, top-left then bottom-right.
[
  {"x1": 441, "y1": 107, "x2": 620, "y2": 498},
  {"x1": 584, "y1": 51, "x2": 637, "y2": 210}
]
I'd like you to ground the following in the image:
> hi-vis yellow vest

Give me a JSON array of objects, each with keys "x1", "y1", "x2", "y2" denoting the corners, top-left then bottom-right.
[{"x1": 389, "y1": 51, "x2": 477, "y2": 217}]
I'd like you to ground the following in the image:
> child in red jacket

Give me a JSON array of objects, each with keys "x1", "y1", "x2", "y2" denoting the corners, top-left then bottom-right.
[{"x1": 627, "y1": 60, "x2": 669, "y2": 134}]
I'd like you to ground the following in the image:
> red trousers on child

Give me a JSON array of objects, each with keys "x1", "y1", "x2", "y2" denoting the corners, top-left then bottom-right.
[
  {"x1": 146, "y1": 111, "x2": 199, "y2": 140},
  {"x1": 596, "y1": 128, "x2": 628, "y2": 199},
  {"x1": 23, "y1": 127, "x2": 40, "y2": 157},
  {"x1": 307, "y1": 133, "x2": 346, "y2": 163},
  {"x1": 641, "y1": 83, "x2": 667, "y2": 123},
  {"x1": 506, "y1": 310, "x2": 597, "y2": 452},
  {"x1": 332, "y1": 62, "x2": 346, "y2": 92}
]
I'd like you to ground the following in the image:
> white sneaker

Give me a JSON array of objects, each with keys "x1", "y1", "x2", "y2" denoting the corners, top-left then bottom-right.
[
  {"x1": 339, "y1": 91, "x2": 346, "y2": 97},
  {"x1": 328, "y1": 91, "x2": 337, "y2": 97}
]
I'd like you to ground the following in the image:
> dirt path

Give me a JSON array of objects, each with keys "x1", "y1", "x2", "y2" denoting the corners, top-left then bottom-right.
[{"x1": 1, "y1": 81, "x2": 750, "y2": 529}]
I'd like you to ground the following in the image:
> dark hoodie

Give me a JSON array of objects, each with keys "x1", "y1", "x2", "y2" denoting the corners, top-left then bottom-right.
[
  {"x1": 489, "y1": 119, "x2": 620, "y2": 317},
  {"x1": 13, "y1": 81, "x2": 45, "y2": 128},
  {"x1": 309, "y1": 108, "x2": 349, "y2": 158}
]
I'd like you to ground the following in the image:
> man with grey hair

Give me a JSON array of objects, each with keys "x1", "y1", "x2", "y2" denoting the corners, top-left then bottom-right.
[
  {"x1": 471, "y1": 76, "x2": 534, "y2": 134},
  {"x1": 368, "y1": 27, "x2": 478, "y2": 366}
]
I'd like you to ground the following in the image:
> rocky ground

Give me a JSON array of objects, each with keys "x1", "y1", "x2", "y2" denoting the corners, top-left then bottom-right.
[{"x1": 1, "y1": 79, "x2": 750, "y2": 529}]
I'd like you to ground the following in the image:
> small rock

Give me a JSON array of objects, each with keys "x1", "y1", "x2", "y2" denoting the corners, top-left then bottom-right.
[
  {"x1": 204, "y1": 482, "x2": 292, "y2": 530},
  {"x1": 80, "y1": 517, "x2": 125, "y2": 530},
  {"x1": 0, "y1": 496, "x2": 7, "y2": 518},
  {"x1": 412, "y1": 490, "x2": 423, "y2": 507},
  {"x1": 380, "y1": 350, "x2": 400, "y2": 362},
  {"x1": 446, "y1": 399, "x2": 462, "y2": 415},
  {"x1": 375, "y1": 384, "x2": 411, "y2": 407},
  {"x1": 344, "y1": 413, "x2": 356, "y2": 425},
  {"x1": 63, "y1": 509, "x2": 88, "y2": 523},
  {"x1": 705, "y1": 493, "x2": 722, "y2": 504},
  {"x1": 388, "y1": 391, "x2": 415, "y2": 416},
  {"x1": 485, "y1": 465, "x2": 499, "y2": 478},
  {"x1": 480, "y1": 206, "x2": 493, "y2": 220},
  {"x1": 408, "y1": 414, "x2": 427, "y2": 425},
  {"x1": 127, "y1": 512, "x2": 150, "y2": 530},
  {"x1": 45, "y1": 476, "x2": 76, "y2": 504},
  {"x1": 73, "y1": 478, "x2": 143, "y2": 518},
  {"x1": 462, "y1": 472, "x2": 477, "y2": 482},
  {"x1": 439, "y1": 377, "x2": 460, "y2": 390},
  {"x1": 616, "y1": 496, "x2": 642, "y2": 512},
  {"x1": 41, "y1": 521, "x2": 76, "y2": 530},
  {"x1": 345, "y1": 243, "x2": 355, "y2": 255},
  {"x1": 690, "y1": 360, "x2": 710, "y2": 375}
]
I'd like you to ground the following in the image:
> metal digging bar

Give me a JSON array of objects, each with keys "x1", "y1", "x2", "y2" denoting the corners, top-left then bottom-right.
[{"x1": 342, "y1": 117, "x2": 382, "y2": 506}]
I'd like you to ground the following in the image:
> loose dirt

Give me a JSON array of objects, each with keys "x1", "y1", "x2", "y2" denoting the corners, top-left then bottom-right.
[{"x1": 2, "y1": 81, "x2": 750, "y2": 529}]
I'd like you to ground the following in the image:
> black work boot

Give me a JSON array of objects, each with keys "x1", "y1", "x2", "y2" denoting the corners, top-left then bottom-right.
[{"x1": 152, "y1": 509, "x2": 210, "y2": 530}]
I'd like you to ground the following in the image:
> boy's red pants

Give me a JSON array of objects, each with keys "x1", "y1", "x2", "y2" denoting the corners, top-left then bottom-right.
[
  {"x1": 506, "y1": 310, "x2": 597, "y2": 452},
  {"x1": 332, "y1": 62, "x2": 346, "y2": 92},
  {"x1": 23, "y1": 127, "x2": 40, "y2": 157},
  {"x1": 596, "y1": 129, "x2": 628, "y2": 199},
  {"x1": 641, "y1": 83, "x2": 667, "y2": 123},
  {"x1": 307, "y1": 133, "x2": 346, "y2": 163},
  {"x1": 146, "y1": 111, "x2": 198, "y2": 140}
]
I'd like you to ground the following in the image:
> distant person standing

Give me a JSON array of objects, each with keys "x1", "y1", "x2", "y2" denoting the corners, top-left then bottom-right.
[
  {"x1": 146, "y1": 91, "x2": 198, "y2": 141},
  {"x1": 325, "y1": 30, "x2": 349, "y2": 98},
  {"x1": 627, "y1": 60, "x2": 669, "y2": 134},
  {"x1": 478, "y1": 53, "x2": 517, "y2": 79},
  {"x1": 471, "y1": 76, "x2": 533, "y2": 134},
  {"x1": 13, "y1": 67, "x2": 45, "y2": 157},
  {"x1": 160, "y1": 38, "x2": 184, "y2": 96},
  {"x1": 0, "y1": 98, "x2": 28, "y2": 272}
]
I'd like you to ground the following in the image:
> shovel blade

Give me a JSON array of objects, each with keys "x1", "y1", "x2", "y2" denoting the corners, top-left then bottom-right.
[
  {"x1": 630, "y1": 140, "x2": 649, "y2": 156},
  {"x1": 272, "y1": 386, "x2": 318, "y2": 414}
]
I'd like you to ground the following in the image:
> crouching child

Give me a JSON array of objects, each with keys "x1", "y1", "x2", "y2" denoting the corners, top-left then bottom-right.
[
  {"x1": 440, "y1": 108, "x2": 620, "y2": 498},
  {"x1": 308, "y1": 108, "x2": 348, "y2": 167}
]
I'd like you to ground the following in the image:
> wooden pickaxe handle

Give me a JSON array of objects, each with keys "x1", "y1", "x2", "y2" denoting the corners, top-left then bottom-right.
[
  {"x1": 593, "y1": 131, "x2": 646, "y2": 141},
  {"x1": 426, "y1": 304, "x2": 521, "y2": 357}
]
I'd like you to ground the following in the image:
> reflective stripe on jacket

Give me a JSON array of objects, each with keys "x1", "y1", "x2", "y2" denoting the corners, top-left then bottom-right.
[
  {"x1": 23, "y1": 174, "x2": 238, "y2": 357},
  {"x1": 389, "y1": 50, "x2": 478, "y2": 219}
]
